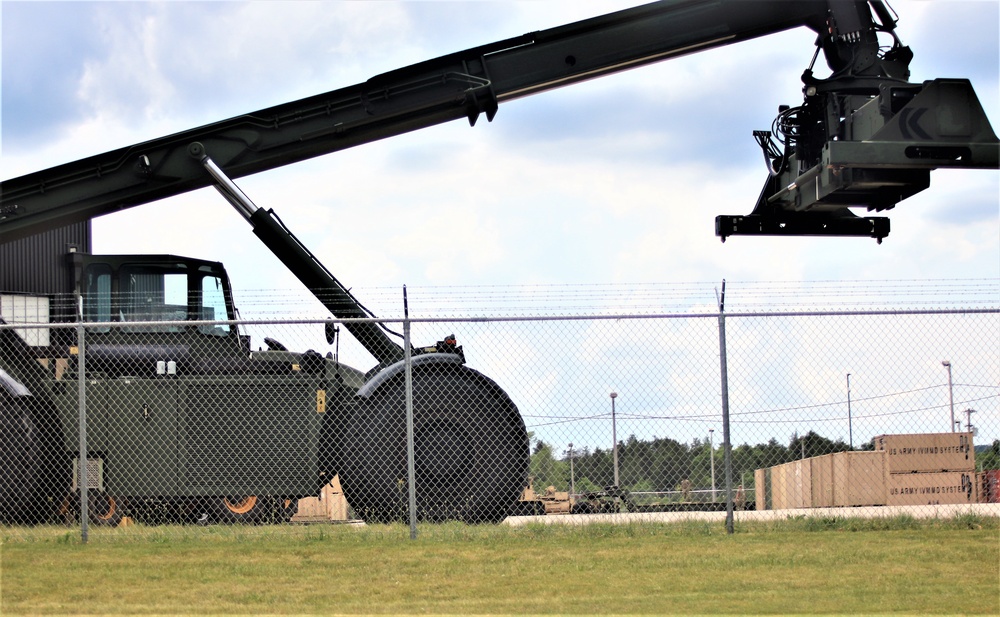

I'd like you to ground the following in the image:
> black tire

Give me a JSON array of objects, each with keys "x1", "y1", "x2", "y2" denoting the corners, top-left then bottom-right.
[
  {"x1": 338, "y1": 363, "x2": 529, "y2": 524},
  {"x1": 0, "y1": 394, "x2": 66, "y2": 525},
  {"x1": 0, "y1": 395, "x2": 36, "y2": 524},
  {"x1": 59, "y1": 492, "x2": 125, "y2": 526},
  {"x1": 1, "y1": 327, "x2": 70, "y2": 526},
  {"x1": 277, "y1": 496, "x2": 299, "y2": 523},
  {"x1": 209, "y1": 495, "x2": 270, "y2": 524},
  {"x1": 512, "y1": 500, "x2": 546, "y2": 517},
  {"x1": 571, "y1": 501, "x2": 596, "y2": 515},
  {"x1": 88, "y1": 492, "x2": 123, "y2": 527}
]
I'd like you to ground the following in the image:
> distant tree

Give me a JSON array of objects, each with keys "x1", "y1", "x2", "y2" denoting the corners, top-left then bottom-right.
[
  {"x1": 858, "y1": 437, "x2": 877, "y2": 451},
  {"x1": 529, "y1": 439, "x2": 567, "y2": 490},
  {"x1": 574, "y1": 476, "x2": 602, "y2": 494},
  {"x1": 788, "y1": 431, "x2": 851, "y2": 459},
  {"x1": 977, "y1": 440, "x2": 1000, "y2": 471},
  {"x1": 628, "y1": 478, "x2": 654, "y2": 494}
]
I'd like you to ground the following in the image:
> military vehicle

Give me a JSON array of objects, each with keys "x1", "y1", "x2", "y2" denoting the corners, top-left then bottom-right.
[{"x1": 1, "y1": 0, "x2": 996, "y2": 526}]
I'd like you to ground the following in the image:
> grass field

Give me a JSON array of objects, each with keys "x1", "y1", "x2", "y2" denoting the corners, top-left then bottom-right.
[{"x1": 2, "y1": 514, "x2": 998, "y2": 615}]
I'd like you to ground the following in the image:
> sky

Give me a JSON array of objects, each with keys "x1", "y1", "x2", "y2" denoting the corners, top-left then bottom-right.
[
  {"x1": 2, "y1": 1, "x2": 998, "y2": 451},
  {"x1": 3, "y1": 0, "x2": 997, "y2": 293}
]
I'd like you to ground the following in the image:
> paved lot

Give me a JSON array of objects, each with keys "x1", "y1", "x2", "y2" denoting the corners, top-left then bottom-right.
[{"x1": 503, "y1": 502, "x2": 1000, "y2": 526}]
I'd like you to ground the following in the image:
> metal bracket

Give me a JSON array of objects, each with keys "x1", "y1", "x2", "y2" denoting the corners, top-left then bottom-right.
[{"x1": 715, "y1": 213, "x2": 890, "y2": 243}]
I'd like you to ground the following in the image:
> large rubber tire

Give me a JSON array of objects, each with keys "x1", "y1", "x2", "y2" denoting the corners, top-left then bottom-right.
[
  {"x1": 338, "y1": 363, "x2": 529, "y2": 524},
  {"x1": 88, "y1": 492, "x2": 123, "y2": 527},
  {"x1": 57, "y1": 492, "x2": 124, "y2": 526},
  {"x1": 571, "y1": 501, "x2": 596, "y2": 515},
  {"x1": 0, "y1": 395, "x2": 37, "y2": 524},
  {"x1": 0, "y1": 394, "x2": 66, "y2": 525},
  {"x1": 1, "y1": 326, "x2": 70, "y2": 525},
  {"x1": 209, "y1": 495, "x2": 271, "y2": 524}
]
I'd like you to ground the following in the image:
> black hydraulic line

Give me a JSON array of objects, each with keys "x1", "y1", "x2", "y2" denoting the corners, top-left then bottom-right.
[
  {"x1": 248, "y1": 207, "x2": 405, "y2": 366},
  {"x1": 197, "y1": 146, "x2": 404, "y2": 366},
  {"x1": 0, "y1": 0, "x2": 836, "y2": 243}
]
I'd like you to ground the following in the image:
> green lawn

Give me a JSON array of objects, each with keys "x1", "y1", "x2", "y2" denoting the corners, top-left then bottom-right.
[{"x1": 2, "y1": 516, "x2": 997, "y2": 615}]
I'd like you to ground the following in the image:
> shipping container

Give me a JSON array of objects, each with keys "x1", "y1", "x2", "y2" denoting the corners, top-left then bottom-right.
[
  {"x1": 875, "y1": 432, "x2": 974, "y2": 473},
  {"x1": 810, "y1": 454, "x2": 835, "y2": 508},
  {"x1": 833, "y1": 451, "x2": 886, "y2": 507},
  {"x1": 765, "y1": 459, "x2": 823, "y2": 509},
  {"x1": 757, "y1": 455, "x2": 849, "y2": 510},
  {"x1": 887, "y1": 471, "x2": 975, "y2": 506},
  {"x1": 771, "y1": 462, "x2": 791, "y2": 509},
  {"x1": 754, "y1": 468, "x2": 769, "y2": 511}
]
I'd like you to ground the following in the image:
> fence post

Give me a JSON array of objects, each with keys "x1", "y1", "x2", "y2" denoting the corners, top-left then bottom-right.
[
  {"x1": 403, "y1": 287, "x2": 417, "y2": 539},
  {"x1": 76, "y1": 322, "x2": 88, "y2": 543},
  {"x1": 717, "y1": 281, "x2": 734, "y2": 535}
]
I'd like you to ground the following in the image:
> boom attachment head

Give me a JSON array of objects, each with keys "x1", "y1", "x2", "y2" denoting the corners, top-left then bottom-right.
[{"x1": 717, "y1": 78, "x2": 999, "y2": 242}]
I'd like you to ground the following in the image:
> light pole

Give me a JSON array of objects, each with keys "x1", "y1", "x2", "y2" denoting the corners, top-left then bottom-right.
[
  {"x1": 567, "y1": 443, "x2": 575, "y2": 495},
  {"x1": 610, "y1": 392, "x2": 619, "y2": 487},
  {"x1": 846, "y1": 373, "x2": 853, "y2": 449},
  {"x1": 942, "y1": 360, "x2": 955, "y2": 432},
  {"x1": 708, "y1": 428, "x2": 716, "y2": 502}
]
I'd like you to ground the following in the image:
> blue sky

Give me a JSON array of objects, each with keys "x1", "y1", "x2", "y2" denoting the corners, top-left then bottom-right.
[
  {"x1": 3, "y1": 1, "x2": 997, "y2": 301},
  {"x1": 2, "y1": 0, "x2": 998, "y2": 450}
]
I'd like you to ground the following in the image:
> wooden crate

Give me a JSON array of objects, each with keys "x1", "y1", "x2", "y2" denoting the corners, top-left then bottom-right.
[
  {"x1": 875, "y1": 432, "x2": 974, "y2": 473},
  {"x1": 755, "y1": 468, "x2": 768, "y2": 511},
  {"x1": 768, "y1": 460, "x2": 817, "y2": 509},
  {"x1": 292, "y1": 475, "x2": 349, "y2": 522},
  {"x1": 887, "y1": 471, "x2": 976, "y2": 506},
  {"x1": 832, "y1": 452, "x2": 886, "y2": 507},
  {"x1": 810, "y1": 454, "x2": 835, "y2": 508}
]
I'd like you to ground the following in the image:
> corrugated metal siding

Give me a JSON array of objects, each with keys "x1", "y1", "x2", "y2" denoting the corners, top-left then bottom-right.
[{"x1": 0, "y1": 221, "x2": 91, "y2": 295}]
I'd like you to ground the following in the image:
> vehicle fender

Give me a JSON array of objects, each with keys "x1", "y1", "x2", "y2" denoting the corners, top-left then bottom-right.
[{"x1": 357, "y1": 353, "x2": 464, "y2": 399}]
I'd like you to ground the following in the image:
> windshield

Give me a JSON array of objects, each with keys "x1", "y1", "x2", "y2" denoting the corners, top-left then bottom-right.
[{"x1": 82, "y1": 261, "x2": 232, "y2": 336}]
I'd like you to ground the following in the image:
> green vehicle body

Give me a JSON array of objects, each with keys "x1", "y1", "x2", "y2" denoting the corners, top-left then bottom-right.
[{"x1": 2, "y1": 251, "x2": 528, "y2": 525}]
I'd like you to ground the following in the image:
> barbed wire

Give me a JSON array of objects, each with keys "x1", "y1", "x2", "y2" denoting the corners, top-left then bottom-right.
[
  {"x1": 33, "y1": 279, "x2": 999, "y2": 319},
  {"x1": 228, "y1": 279, "x2": 1000, "y2": 317}
]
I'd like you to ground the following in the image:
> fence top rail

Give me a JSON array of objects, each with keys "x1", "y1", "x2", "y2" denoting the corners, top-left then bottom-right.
[{"x1": 0, "y1": 306, "x2": 998, "y2": 331}]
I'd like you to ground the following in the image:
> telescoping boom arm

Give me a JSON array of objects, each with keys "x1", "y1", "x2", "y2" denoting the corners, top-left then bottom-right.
[{"x1": 0, "y1": 0, "x2": 996, "y2": 245}]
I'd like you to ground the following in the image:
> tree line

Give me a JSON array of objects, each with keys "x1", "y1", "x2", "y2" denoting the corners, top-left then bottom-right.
[
  {"x1": 531, "y1": 432, "x2": 1000, "y2": 496},
  {"x1": 530, "y1": 431, "x2": 877, "y2": 495}
]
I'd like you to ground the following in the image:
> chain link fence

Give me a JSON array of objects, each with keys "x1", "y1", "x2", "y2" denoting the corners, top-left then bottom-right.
[{"x1": 2, "y1": 290, "x2": 997, "y2": 540}]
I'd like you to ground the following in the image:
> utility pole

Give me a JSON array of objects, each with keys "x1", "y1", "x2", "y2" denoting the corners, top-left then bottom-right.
[
  {"x1": 846, "y1": 373, "x2": 853, "y2": 449},
  {"x1": 610, "y1": 392, "x2": 619, "y2": 488},
  {"x1": 708, "y1": 428, "x2": 716, "y2": 502},
  {"x1": 567, "y1": 443, "x2": 575, "y2": 495},
  {"x1": 964, "y1": 409, "x2": 976, "y2": 434},
  {"x1": 942, "y1": 360, "x2": 955, "y2": 432}
]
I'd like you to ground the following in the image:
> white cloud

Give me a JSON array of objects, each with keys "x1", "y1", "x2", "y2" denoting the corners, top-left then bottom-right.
[{"x1": 5, "y1": 0, "x2": 997, "y2": 285}]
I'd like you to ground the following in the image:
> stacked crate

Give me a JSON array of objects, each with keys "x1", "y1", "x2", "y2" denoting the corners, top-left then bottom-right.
[
  {"x1": 292, "y1": 475, "x2": 350, "y2": 522},
  {"x1": 831, "y1": 451, "x2": 887, "y2": 507},
  {"x1": 754, "y1": 433, "x2": 977, "y2": 510},
  {"x1": 754, "y1": 452, "x2": 887, "y2": 510},
  {"x1": 762, "y1": 459, "x2": 811, "y2": 510},
  {"x1": 876, "y1": 433, "x2": 976, "y2": 506}
]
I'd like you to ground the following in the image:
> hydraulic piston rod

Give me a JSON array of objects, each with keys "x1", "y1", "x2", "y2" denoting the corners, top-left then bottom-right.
[{"x1": 192, "y1": 143, "x2": 405, "y2": 367}]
